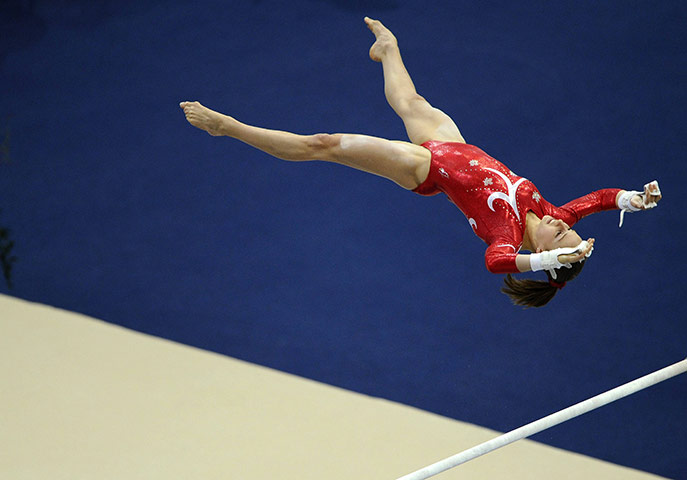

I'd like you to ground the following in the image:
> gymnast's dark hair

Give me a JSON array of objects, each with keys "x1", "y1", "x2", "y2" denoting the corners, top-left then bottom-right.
[{"x1": 501, "y1": 261, "x2": 585, "y2": 308}]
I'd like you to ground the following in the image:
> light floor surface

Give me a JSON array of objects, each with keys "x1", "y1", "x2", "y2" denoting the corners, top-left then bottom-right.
[{"x1": 1, "y1": 294, "x2": 667, "y2": 480}]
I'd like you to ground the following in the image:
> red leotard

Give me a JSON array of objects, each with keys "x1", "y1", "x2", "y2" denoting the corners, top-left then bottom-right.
[{"x1": 413, "y1": 141, "x2": 620, "y2": 273}]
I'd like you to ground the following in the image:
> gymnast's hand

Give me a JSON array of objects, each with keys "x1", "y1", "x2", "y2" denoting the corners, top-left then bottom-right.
[
  {"x1": 630, "y1": 181, "x2": 662, "y2": 209},
  {"x1": 558, "y1": 238, "x2": 595, "y2": 265}
]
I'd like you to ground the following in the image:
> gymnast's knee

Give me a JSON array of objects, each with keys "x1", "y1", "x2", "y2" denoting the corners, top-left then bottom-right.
[
  {"x1": 304, "y1": 133, "x2": 340, "y2": 160},
  {"x1": 307, "y1": 133, "x2": 339, "y2": 149}
]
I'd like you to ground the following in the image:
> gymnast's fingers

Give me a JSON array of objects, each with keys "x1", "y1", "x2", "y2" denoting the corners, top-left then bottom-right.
[
  {"x1": 643, "y1": 181, "x2": 662, "y2": 208},
  {"x1": 558, "y1": 252, "x2": 582, "y2": 264},
  {"x1": 558, "y1": 238, "x2": 594, "y2": 264}
]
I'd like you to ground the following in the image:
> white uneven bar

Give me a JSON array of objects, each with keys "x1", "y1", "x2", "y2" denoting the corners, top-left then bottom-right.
[{"x1": 397, "y1": 357, "x2": 687, "y2": 480}]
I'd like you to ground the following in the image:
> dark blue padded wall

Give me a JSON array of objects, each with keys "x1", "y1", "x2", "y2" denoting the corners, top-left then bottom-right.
[{"x1": 2, "y1": 1, "x2": 685, "y2": 478}]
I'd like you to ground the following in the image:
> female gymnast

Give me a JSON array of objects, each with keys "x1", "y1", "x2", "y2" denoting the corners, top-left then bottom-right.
[{"x1": 180, "y1": 17, "x2": 662, "y2": 307}]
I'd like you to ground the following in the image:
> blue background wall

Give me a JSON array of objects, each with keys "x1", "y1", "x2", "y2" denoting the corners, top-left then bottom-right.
[{"x1": 2, "y1": 1, "x2": 686, "y2": 478}]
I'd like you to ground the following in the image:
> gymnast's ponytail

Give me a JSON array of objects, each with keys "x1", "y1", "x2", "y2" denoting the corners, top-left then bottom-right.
[{"x1": 501, "y1": 261, "x2": 585, "y2": 308}]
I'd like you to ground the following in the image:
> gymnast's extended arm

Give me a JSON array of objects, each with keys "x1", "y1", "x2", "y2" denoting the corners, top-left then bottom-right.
[{"x1": 559, "y1": 181, "x2": 662, "y2": 227}]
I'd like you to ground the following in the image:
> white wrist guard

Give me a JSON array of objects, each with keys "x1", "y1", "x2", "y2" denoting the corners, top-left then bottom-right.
[
  {"x1": 530, "y1": 241, "x2": 592, "y2": 279},
  {"x1": 618, "y1": 180, "x2": 661, "y2": 227}
]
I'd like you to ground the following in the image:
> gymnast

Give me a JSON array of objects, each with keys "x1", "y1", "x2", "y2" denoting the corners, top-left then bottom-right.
[{"x1": 180, "y1": 17, "x2": 662, "y2": 307}]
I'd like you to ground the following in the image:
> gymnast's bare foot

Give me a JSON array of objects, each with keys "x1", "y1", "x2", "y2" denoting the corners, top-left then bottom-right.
[
  {"x1": 365, "y1": 16, "x2": 398, "y2": 62},
  {"x1": 179, "y1": 101, "x2": 230, "y2": 136}
]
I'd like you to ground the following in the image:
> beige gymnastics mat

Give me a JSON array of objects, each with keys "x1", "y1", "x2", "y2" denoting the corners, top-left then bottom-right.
[{"x1": 0, "y1": 294, "x2": 666, "y2": 479}]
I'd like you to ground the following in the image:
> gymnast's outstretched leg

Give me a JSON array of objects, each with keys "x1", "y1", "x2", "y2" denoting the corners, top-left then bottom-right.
[
  {"x1": 179, "y1": 101, "x2": 431, "y2": 190},
  {"x1": 365, "y1": 17, "x2": 465, "y2": 145}
]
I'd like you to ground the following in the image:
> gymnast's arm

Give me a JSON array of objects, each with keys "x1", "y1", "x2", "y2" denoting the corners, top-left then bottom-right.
[
  {"x1": 485, "y1": 246, "x2": 590, "y2": 274},
  {"x1": 557, "y1": 188, "x2": 622, "y2": 223},
  {"x1": 558, "y1": 183, "x2": 662, "y2": 224}
]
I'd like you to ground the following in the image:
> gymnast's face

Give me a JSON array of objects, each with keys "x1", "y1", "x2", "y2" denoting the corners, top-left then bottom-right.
[{"x1": 535, "y1": 215, "x2": 582, "y2": 252}]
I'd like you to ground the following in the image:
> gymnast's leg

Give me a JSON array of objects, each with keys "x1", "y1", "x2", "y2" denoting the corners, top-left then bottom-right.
[
  {"x1": 179, "y1": 101, "x2": 431, "y2": 190},
  {"x1": 365, "y1": 17, "x2": 465, "y2": 145}
]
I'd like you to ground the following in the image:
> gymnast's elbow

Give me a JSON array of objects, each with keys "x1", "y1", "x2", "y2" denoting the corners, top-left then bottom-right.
[{"x1": 484, "y1": 256, "x2": 517, "y2": 274}]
